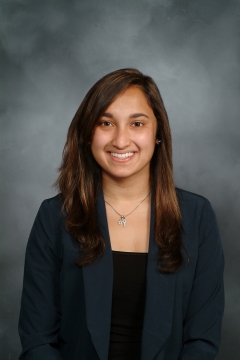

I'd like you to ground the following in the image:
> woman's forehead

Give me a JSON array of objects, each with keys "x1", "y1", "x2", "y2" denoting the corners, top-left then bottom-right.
[{"x1": 104, "y1": 86, "x2": 154, "y2": 115}]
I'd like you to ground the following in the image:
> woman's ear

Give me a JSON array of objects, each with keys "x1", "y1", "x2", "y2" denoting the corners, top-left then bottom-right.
[{"x1": 156, "y1": 139, "x2": 161, "y2": 144}]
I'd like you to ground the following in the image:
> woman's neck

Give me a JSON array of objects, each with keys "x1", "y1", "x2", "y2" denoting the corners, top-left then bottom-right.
[{"x1": 102, "y1": 173, "x2": 151, "y2": 203}]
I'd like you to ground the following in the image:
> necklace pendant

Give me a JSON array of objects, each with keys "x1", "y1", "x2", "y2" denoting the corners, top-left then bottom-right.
[{"x1": 118, "y1": 215, "x2": 127, "y2": 227}]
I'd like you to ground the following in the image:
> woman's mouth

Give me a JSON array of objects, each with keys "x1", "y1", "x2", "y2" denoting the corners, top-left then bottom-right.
[{"x1": 110, "y1": 152, "x2": 134, "y2": 159}]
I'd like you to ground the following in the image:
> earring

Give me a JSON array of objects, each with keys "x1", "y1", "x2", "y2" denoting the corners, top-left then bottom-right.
[{"x1": 156, "y1": 139, "x2": 161, "y2": 144}]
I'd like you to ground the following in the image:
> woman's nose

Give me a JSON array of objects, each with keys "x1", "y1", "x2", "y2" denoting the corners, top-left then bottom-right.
[{"x1": 112, "y1": 127, "x2": 131, "y2": 148}]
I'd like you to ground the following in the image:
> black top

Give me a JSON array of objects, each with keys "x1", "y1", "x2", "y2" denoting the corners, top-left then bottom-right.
[{"x1": 108, "y1": 251, "x2": 148, "y2": 360}]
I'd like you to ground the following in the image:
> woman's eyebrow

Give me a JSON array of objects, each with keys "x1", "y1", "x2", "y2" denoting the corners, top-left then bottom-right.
[
  {"x1": 101, "y1": 112, "x2": 113, "y2": 118},
  {"x1": 101, "y1": 112, "x2": 149, "y2": 119},
  {"x1": 129, "y1": 113, "x2": 149, "y2": 119}
]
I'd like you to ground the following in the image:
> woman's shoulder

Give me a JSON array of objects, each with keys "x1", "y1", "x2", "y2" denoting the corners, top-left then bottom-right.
[
  {"x1": 176, "y1": 187, "x2": 208, "y2": 203},
  {"x1": 176, "y1": 187, "x2": 217, "y2": 219},
  {"x1": 25, "y1": 195, "x2": 65, "y2": 260},
  {"x1": 176, "y1": 187, "x2": 218, "y2": 229},
  {"x1": 35, "y1": 194, "x2": 65, "y2": 227},
  {"x1": 41, "y1": 193, "x2": 63, "y2": 210}
]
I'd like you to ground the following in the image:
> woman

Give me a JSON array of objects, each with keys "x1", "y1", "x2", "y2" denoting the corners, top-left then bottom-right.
[{"x1": 18, "y1": 68, "x2": 224, "y2": 360}]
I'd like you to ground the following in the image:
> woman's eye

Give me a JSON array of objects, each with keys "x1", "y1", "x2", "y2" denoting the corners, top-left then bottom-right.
[
  {"x1": 99, "y1": 121, "x2": 112, "y2": 126},
  {"x1": 132, "y1": 121, "x2": 143, "y2": 127}
]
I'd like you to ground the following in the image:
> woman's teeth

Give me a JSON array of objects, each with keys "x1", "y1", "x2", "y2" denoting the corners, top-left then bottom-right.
[{"x1": 111, "y1": 152, "x2": 134, "y2": 159}]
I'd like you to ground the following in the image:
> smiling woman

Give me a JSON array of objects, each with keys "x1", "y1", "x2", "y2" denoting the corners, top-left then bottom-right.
[{"x1": 18, "y1": 69, "x2": 224, "y2": 360}]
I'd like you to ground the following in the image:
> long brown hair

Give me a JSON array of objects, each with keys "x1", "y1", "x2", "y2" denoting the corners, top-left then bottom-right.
[{"x1": 55, "y1": 68, "x2": 183, "y2": 273}]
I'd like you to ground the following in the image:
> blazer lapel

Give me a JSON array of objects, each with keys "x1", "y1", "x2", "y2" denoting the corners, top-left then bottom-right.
[
  {"x1": 141, "y1": 207, "x2": 177, "y2": 360},
  {"x1": 82, "y1": 191, "x2": 113, "y2": 360}
]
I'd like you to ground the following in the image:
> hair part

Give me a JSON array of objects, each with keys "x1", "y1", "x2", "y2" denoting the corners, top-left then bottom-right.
[{"x1": 54, "y1": 68, "x2": 183, "y2": 273}]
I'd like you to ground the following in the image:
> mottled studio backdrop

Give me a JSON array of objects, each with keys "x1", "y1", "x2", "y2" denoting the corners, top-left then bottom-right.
[{"x1": 1, "y1": 0, "x2": 240, "y2": 358}]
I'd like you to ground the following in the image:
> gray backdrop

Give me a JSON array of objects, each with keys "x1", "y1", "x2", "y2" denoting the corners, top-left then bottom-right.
[{"x1": 1, "y1": 0, "x2": 240, "y2": 359}]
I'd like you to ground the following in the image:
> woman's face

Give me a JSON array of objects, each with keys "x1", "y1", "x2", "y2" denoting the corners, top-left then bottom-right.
[{"x1": 91, "y1": 86, "x2": 158, "y2": 182}]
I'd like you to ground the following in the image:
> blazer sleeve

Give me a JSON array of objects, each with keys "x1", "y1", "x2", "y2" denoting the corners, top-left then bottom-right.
[
  {"x1": 18, "y1": 199, "x2": 63, "y2": 360},
  {"x1": 179, "y1": 199, "x2": 224, "y2": 360}
]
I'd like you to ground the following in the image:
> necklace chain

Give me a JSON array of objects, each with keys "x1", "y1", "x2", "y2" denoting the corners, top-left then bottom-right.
[{"x1": 104, "y1": 191, "x2": 151, "y2": 227}]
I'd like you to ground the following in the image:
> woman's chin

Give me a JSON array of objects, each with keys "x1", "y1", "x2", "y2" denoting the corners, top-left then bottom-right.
[{"x1": 102, "y1": 166, "x2": 150, "y2": 182}]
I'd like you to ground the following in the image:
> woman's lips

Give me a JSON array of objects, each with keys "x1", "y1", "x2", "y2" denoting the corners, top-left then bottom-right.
[{"x1": 108, "y1": 151, "x2": 135, "y2": 161}]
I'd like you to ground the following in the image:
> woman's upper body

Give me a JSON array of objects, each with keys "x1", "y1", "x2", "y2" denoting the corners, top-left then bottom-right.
[
  {"x1": 18, "y1": 188, "x2": 224, "y2": 360},
  {"x1": 18, "y1": 68, "x2": 224, "y2": 359}
]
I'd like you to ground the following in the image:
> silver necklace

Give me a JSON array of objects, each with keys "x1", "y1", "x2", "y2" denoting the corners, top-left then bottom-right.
[{"x1": 104, "y1": 192, "x2": 151, "y2": 227}]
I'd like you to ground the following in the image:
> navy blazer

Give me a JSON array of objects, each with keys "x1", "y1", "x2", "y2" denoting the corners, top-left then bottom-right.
[{"x1": 18, "y1": 188, "x2": 224, "y2": 360}]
